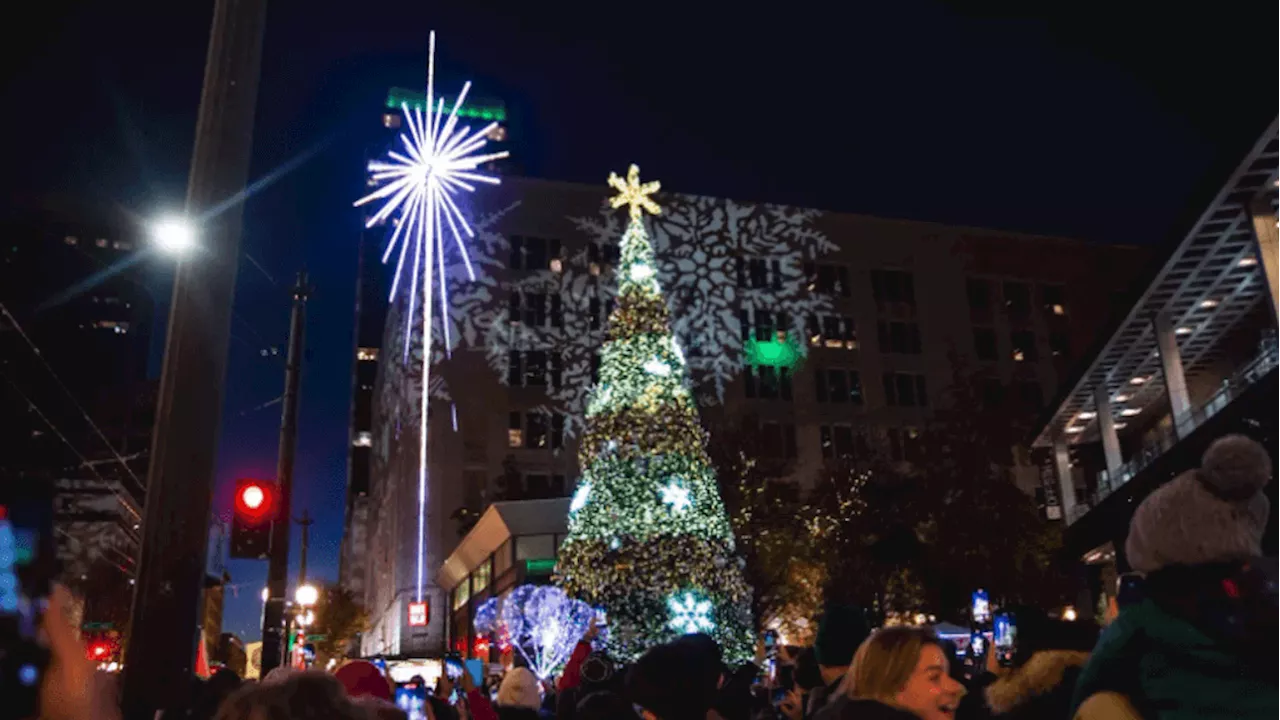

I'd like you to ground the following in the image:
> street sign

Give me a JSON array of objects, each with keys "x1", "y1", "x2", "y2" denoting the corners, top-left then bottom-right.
[{"x1": 409, "y1": 597, "x2": 430, "y2": 625}]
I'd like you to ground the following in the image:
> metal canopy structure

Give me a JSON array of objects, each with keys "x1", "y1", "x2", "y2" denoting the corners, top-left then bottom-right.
[{"x1": 1033, "y1": 120, "x2": 1278, "y2": 448}]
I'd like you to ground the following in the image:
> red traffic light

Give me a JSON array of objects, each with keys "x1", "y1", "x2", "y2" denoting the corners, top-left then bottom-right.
[
  {"x1": 241, "y1": 485, "x2": 265, "y2": 510},
  {"x1": 234, "y1": 479, "x2": 277, "y2": 524},
  {"x1": 87, "y1": 641, "x2": 112, "y2": 660}
]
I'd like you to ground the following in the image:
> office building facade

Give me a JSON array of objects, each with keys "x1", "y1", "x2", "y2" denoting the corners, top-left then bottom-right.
[{"x1": 0, "y1": 202, "x2": 155, "y2": 628}]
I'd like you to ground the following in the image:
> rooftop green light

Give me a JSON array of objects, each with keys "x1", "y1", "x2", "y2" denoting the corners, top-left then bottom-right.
[{"x1": 386, "y1": 87, "x2": 507, "y2": 123}]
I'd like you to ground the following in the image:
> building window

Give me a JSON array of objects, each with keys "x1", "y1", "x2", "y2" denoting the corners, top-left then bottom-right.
[
  {"x1": 871, "y1": 269, "x2": 916, "y2": 307},
  {"x1": 738, "y1": 257, "x2": 783, "y2": 290},
  {"x1": 112, "y1": 240, "x2": 133, "y2": 251},
  {"x1": 876, "y1": 321, "x2": 922, "y2": 354},
  {"x1": 525, "y1": 412, "x2": 548, "y2": 449},
  {"x1": 744, "y1": 366, "x2": 792, "y2": 401},
  {"x1": 1049, "y1": 331, "x2": 1070, "y2": 358},
  {"x1": 64, "y1": 236, "x2": 78, "y2": 246},
  {"x1": 1003, "y1": 282, "x2": 1031, "y2": 321},
  {"x1": 551, "y1": 414, "x2": 565, "y2": 450},
  {"x1": 1041, "y1": 285, "x2": 1067, "y2": 316},
  {"x1": 452, "y1": 579, "x2": 470, "y2": 610},
  {"x1": 966, "y1": 279, "x2": 991, "y2": 313},
  {"x1": 883, "y1": 372, "x2": 928, "y2": 407},
  {"x1": 887, "y1": 427, "x2": 922, "y2": 462},
  {"x1": 357, "y1": 347, "x2": 379, "y2": 362},
  {"x1": 973, "y1": 328, "x2": 997, "y2": 362},
  {"x1": 508, "y1": 236, "x2": 561, "y2": 272},
  {"x1": 506, "y1": 350, "x2": 547, "y2": 386},
  {"x1": 523, "y1": 293, "x2": 547, "y2": 326},
  {"x1": 804, "y1": 263, "x2": 851, "y2": 297},
  {"x1": 382, "y1": 112, "x2": 401, "y2": 129},
  {"x1": 508, "y1": 412, "x2": 523, "y2": 447},
  {"x1": 589, "y1": 297, "x2": 615, "y2": 330},
  {"x1": 95, "y1": 238, "x2": 109, "y2": 248},
  {"x1": 806, "y1": 315, "x2": 857, "y2": 349},
  {"x1": 1010, "y1": 330, "x2": 1038, "y2": 362},
  {"x1": 741, "y1": 308, "x2": 791, "y2": 343},
  {"x1": 353, "y1": 431, "x2": 373, "y2": 447},
  {"x1": 494, "y1": 539, "x2": 513, "y2": 577},
  {"x1": 819, "y1": 425, "x2": 859, "y2": 459},
  {"x1": 472, "y1": 560, "x2": 491, "y2": 593},
  {"x1": 760, "y1": 422, "x2": 798, "y2": 459},
  {"x1": 814, "y1": 368, "x2": 863, "y2": 404},
  {"x1": 509, "y1": 411, "x2": 565, "y2": 451},
  {"x1": 587, "y1": 242, "x2": 620, "y2": 275}
]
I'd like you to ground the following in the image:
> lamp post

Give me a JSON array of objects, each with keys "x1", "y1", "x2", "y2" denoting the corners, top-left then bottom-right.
[{"x1": 121, "y1": 0, "x2": 267, "y2": 715}]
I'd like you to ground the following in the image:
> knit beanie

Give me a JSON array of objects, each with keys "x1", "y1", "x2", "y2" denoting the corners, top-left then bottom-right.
[
  {"x1": 627, "y1": 641, "x2": 714, "y2": 720},
  {"x1": 1125, "y1": 434, "x2": 1272, "y2": 574},
  {"x1": 497, "y1": 666, "x2": 542, "y2": 709},
  {"x1": 813, "y1": 604, "x2": 869, "y2": 667}
]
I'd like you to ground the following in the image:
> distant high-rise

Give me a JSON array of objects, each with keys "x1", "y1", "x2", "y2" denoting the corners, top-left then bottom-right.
[{"x1": 0, "y1": 201, "x2": 156, "y2": 627}]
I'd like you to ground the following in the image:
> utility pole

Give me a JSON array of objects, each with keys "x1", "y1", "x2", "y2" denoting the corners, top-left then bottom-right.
[
  {"x1": 260, "y1": 271, "x2": 310, "y2": 675},
  {"x1": 121, "y1": 0, "x2": 266, "y2": 717},
  {"x1": 296, "y1": 509, "x2": 313, "y2": 587}
]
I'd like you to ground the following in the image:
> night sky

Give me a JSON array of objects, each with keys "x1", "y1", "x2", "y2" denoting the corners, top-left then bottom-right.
[{"x1": 3, "y1": 1, "x2": 1273, "y2": 641}]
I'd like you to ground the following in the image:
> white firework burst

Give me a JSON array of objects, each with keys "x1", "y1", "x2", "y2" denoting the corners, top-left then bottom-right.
[{"x1": 354, "y1": 31, "x2": 509, "y2": 602}]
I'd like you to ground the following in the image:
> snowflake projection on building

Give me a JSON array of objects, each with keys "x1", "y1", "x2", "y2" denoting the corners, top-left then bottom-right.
[
  {"x1": 355, "y1": 30, "x2": 509, "y2": 604},
  {"x1": 667, "y1": 591, "x2": 715, "y2": 634},
  {"x1": 377, "y1": 193, "x2": 838, "y2": 439},
  {"x1": 473, "y1": 193, "x2": 839, "y2": 433},
  {"x1": 472, "y1": 585, "x2": 602, "y2": 679}
]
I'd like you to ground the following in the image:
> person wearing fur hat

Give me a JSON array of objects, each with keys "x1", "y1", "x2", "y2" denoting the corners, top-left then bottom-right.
[
  {"x1": 1070, "y1": 434, "x2": 1279, "y2": 719},
  {"x1": 495, "y1": 667, "x2": 544, "y2": 720}
]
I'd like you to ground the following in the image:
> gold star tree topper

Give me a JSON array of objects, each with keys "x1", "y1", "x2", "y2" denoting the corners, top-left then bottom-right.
[{"x1": 608, "y1": 164, "x2": 662, "y2": 221}]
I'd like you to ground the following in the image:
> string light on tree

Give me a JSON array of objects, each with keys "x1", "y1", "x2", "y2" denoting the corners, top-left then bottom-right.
[
  {"x1": 354, "y1": 31, "x2": 509, "y2": 604},
  {"x1": 556, "y1": 165, "x2": 754, "y2": 663}
]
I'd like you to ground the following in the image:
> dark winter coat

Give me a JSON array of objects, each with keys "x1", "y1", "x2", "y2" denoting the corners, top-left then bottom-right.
[
  {"x1": 806, "y1": 679, "x2": 840, "y2": 718},
  {"x1": 1071, "y1": 598, "x2": 1278, "y2": 718},
  {"x1": 813, "y1": 697, "x2": 919, "y2": 720},
  {"x1": 981, "y1": 650, "x2": 1087, "y2": 720}
]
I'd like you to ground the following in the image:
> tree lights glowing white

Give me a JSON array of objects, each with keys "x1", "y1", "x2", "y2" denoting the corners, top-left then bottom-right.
[
  {"x1": 556, "y1": 165, "x2": 754, "y2": 663},
  {"x1": 354, "y1": 31, "x2": 509, "y2": 603}
]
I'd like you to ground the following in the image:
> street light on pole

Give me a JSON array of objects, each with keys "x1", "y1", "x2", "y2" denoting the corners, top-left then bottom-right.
[
  {"x1": 295, "y1": 584, "x2": 318, "y2": 608},
  {"x1": 150, "y1": 215, "x2": 198, "y2": 257}
]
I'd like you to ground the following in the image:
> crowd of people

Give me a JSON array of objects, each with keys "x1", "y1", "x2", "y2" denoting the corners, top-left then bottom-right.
[{"x1": 31, "y1": 434, "x2": 1279, "y2": 720}]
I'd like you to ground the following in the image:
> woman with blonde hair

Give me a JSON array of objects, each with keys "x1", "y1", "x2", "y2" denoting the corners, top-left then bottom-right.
[{"x1": 815, "y1": 626, "x2": 966, "y2": 720}]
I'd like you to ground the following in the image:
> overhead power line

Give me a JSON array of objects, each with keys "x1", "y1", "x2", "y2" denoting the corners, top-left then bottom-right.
[{"x1": 0, "y1": 301, "x2": 146, "y2": 495}]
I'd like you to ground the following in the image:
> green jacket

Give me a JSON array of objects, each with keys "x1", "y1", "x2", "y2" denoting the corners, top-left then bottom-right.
[{"x1": 1070, "y1": 598, "x2": 1277, "y2": 719}]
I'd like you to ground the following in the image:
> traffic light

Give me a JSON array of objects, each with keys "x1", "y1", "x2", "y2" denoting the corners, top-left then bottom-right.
[{"x1": 230, "y1": 478, "x2": 278, "y2": 559}]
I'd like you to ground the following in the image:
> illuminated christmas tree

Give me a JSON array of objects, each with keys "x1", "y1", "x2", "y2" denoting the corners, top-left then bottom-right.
[{"x1": 556, "y1": 165, "x2": 754, "y2": 663}]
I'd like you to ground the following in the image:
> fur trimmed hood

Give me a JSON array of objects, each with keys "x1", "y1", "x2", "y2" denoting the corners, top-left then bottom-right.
[{"x1": 985, "y1": 650, "x2": 1089, "y2": 715}]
